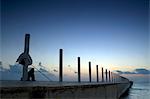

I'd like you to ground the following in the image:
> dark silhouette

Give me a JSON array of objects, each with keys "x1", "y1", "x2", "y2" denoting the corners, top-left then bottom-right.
[
  {"x1": 27, "y1": 68, "x2": 35, "y2": 81},
  {"x1": 78, "y1": 57, "x2": 81, "y2": 82},
  {"x1": 96, "y1": 65, "x2": 99, "y2": 82},
  {"x1": 102, "y1": 67, "x2": 104, "y2": 82},
  {"x1": 89, "y1": 62, "x2": 91, "y2": 82},
  {"x1": 16, "y1": 34, "x2": 32, "y2": 81},
  {"x1": 109, "y1": 70, "x2": 111, "y2": 82},
  {"x1": 59, "y1": 49, "x2": 63, "y2": 82},
  {"x1": 106, "y1": 69, "x2": 108, "y2": 82}
]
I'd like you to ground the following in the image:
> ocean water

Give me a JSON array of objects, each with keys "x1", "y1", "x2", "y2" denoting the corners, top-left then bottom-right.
[
  {"x1": 120, "y1": 74, "x2": 150, "y2": 99},
  {"x1": 121, "y1": 82, "x2": 150, "y2": 99}
]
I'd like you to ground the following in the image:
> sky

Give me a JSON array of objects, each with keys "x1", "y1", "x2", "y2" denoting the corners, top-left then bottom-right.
[{"x1": 1, "y1": 0, "x2": 149, "y2": 74}]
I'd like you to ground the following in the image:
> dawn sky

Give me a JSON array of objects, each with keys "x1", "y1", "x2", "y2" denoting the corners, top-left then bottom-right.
[{"x1": 1, "y1": 0, "x2": 149, "y2": 72}]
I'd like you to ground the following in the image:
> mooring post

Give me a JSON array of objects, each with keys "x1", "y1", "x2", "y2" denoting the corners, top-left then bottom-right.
[
  {"x1": 115, "y1": 74, "x2": 117, "y2": 82},
  {"x1": 109, "y1": 70, "x2": 111, "y2": 82},
  {"x1": 102, "y1": 67, "x2": 104, "y2": 82},
  {"x1": 106, "y1": 69, "x2": 108, "y2": 82},
  {"x1": 89, "y1": 61, "x2": 91, "y2": 82},
  {"x1": 111, "y1": 72, "x2": 113, "y2": 82},
  {"x1": 116, "y1": 74, "x2": 118, "y2": 82},
  {"x1": 59, "y1": 49, "x2": 63, "y2": 82},
  {"x1": 78, "y1": 57, "x2": 81, "y2": 82},
  {"x1": 117, "y1": 74, "x2": 119, "y2": 82},
  {"x1": 96, "y1": 65, "x2": 99, "y2": 82},
  {"x1": 114, "y1": 73, "x2": 116, "y2": 83}
]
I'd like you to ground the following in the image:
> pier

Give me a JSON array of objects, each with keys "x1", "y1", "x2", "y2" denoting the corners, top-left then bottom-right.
[
  {"x1": 0, "y1": 80, "x2": 132, "y2": 99},
  {"x1": 0, "y1": 34, "x2": 133, "y2": 99}
]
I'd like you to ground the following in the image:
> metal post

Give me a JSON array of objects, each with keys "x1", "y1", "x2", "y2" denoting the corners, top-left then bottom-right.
[
  {"x1": 102, "y1": 67, "x2": 104, "y2": 82},
  {"x1": 96, "y1": 65, "x2": 99, "y2": 82},
  {"x1": 109, "y1": 70, "x2": 110, "y2": 82},
  {"x1": 78, "y1": 57, "x2": 81, "y2": 82},
  {"x1": 59, "y1": 49, "x2": 63, "y2": 82},
  {"x1": 106, "y1": 69, "x2": 107, "y2": 82},
  {"x1": 89, "y1": 62, "x2": 91, "y2": 82}
]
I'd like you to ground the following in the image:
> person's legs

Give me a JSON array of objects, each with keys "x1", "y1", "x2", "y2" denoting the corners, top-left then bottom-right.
[{"x1": 31, "y1": 74, "x2": 35, "y2": 81}]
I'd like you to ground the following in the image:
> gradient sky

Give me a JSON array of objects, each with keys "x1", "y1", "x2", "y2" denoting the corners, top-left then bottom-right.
[{"x1": 1, "y1": 0, "x2": 149, "y2": 72}]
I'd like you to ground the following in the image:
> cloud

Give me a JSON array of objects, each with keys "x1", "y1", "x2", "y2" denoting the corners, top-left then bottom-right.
[
  {"x1": 123, "y1": 71, "x2": 136, "y2": 74},
  {"x1": 116, "y1": 70, "x2": 123, "y2": 74},
  {"x1": 134, "y1": 69, "x2": 150, "y2": 74},
  {"x1": 0, "y1": 64, "x2": 57, "y2": 81},
  {"x1": 0, "y1": 63, "x2": 77, "y2": 81},
  {"x1": 115, "y1": 68, "x2": 150, "y2": 75}
]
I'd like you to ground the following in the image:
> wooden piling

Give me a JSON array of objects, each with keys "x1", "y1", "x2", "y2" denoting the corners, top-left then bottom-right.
[
  {"x1": 111, "y1": 72, "x2": 113, "y2": 82},
  {"x1": 89, "y1": 62, "x2": 91, "y2": 82},
  {"x1": 109, "y1": 70, "x2": 110, "y2": 82},
  {"x1": 96, "y1": 65, "x2": 99, "y2": 82},
  {"x1": 102, "y1": 67, "x2": 104, "y2": 82},
  {"x1": 106, "y1": 69, "x2": 107, "y2": 82},
  {"x1": 59, "y1": 49, "x2": 63, "y2": 82},
  {"x1": 78, "y1": 57, "x2": 81, "y2": 82}
]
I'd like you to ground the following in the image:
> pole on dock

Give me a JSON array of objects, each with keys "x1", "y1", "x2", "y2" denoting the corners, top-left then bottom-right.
[
  {"x1": 96, "y1": 65, "x2": 99, "y2": 82},
  {"x1": 102, "y1": 67, "x2": 104, "y2": 82},
  {"x1": 114, "y1": 73, "x2": 116, "y2": 83},
  {"x1": 109, "y1": 70, "x2": 111, "y2": 82},
  {"x1": 111, "y1": 72, "x2": 113, "y2": 82},
  {"x1": 59, "y1": 49, "x2": 63, "y2": 82},
  {"x1": 106, "y1": 69, "x2": 107, "y2": 82},
  {"x1": 89, "y1": 62, "x2": 91, "y2": 82},
  {"x1": 78, "y1": 57, "x2": 81, "y2": 82}
]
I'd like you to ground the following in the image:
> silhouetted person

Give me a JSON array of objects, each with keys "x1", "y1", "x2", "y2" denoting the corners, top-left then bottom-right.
[{"x1": 27, "y1": 68, "x2": 35, "y2": 81}]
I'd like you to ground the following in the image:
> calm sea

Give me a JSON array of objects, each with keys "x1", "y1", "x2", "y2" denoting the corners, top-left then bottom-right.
[{"x1": 120, "y1": 74, "x2": 150, "y2": 99}]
